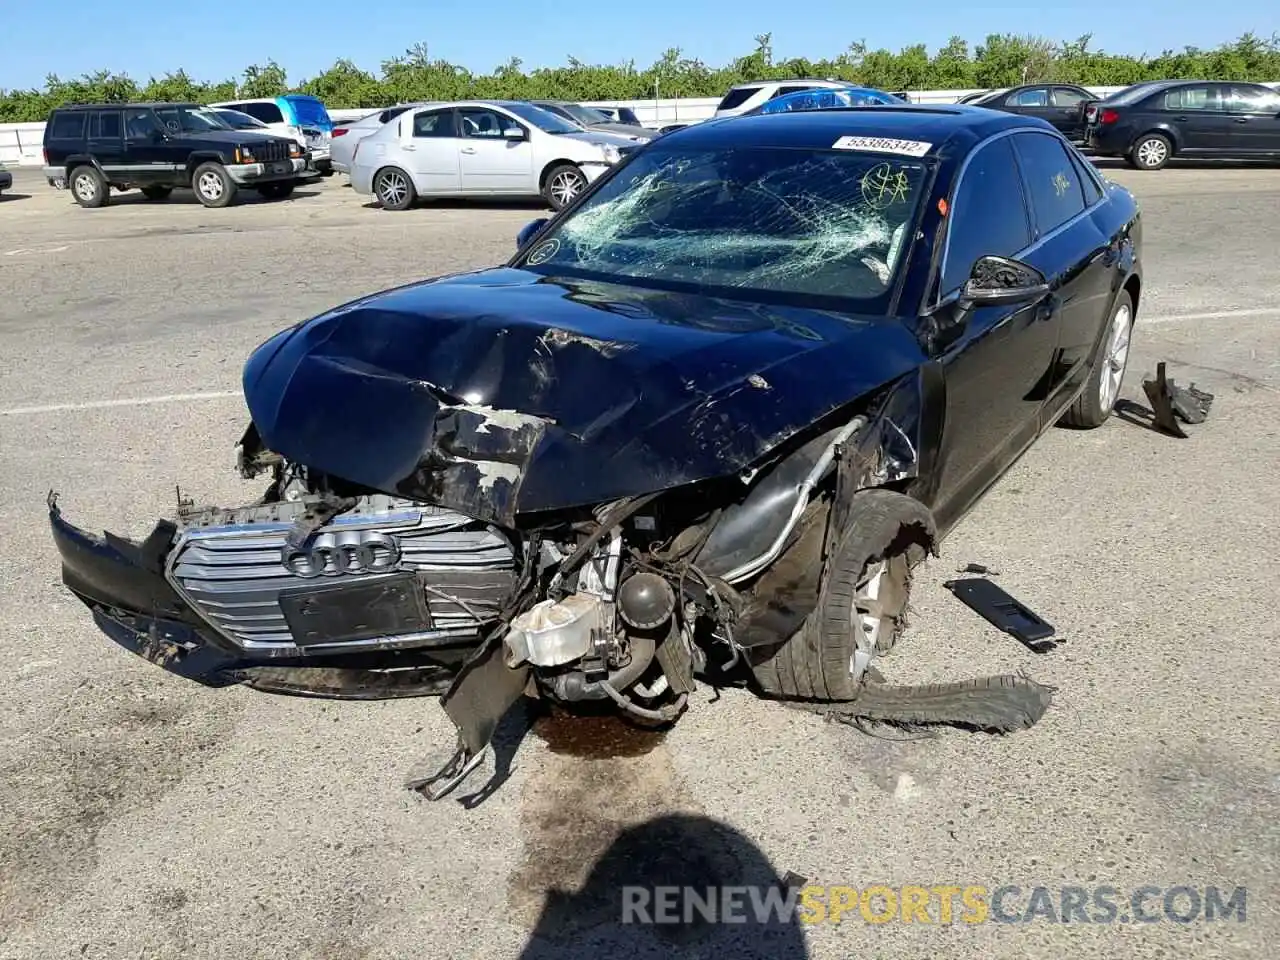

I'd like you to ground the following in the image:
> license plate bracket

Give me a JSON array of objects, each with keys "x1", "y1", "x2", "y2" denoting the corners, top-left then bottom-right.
[{"x1": 279, "y1": 572, "x2": 434, "y2": 647}]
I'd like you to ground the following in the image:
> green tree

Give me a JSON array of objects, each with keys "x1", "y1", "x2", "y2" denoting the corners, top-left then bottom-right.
[{"x1": 2, "y1": 32, "x2": 1278, "y2": 123}]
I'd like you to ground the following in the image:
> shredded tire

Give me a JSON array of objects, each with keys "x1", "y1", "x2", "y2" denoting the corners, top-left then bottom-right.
[
  {"x1": 811, "y1": 674, "x2": 1056, "y2": 733},
  {"x1": 749, "y1": 488, "x2": 937, "y2": 702}
]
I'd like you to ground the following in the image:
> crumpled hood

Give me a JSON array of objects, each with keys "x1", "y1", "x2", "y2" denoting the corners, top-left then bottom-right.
[{"x1": 243, "y1": 268, "x2": 924, "y2": 524}]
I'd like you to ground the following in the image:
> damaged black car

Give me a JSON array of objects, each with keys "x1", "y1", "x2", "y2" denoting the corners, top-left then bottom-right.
[{"x1": 50, "y1": 105, "x2": 1142, "y2": 796}]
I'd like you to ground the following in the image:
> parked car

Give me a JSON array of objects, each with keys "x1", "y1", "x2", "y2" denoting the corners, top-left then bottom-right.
[
  {"x1": 1084, "y1": 79, "x2": 1280, "y2": 169},
  {"x1": 528, "y1": 100, "x2": 658, "y2": 141},
  {"x1": 593, "y1": 106, "x2": 643, "y2": 126},
  {"x1": 209, "y1": 95, "x2": 336, "y2": 175},
  {"x1": 0, "y1": 161, "x2": 11, "y2": 196},
  {"x1": 48, "y1": 105, "x2": 1141, "y2": 791},
  {"x1": 748, "y1": 86, "x2": 904, "y2": 114},
  {"x1": 41, "y1": 102, "x2": 306, "y2": 208},
  {"x1": 956, "y1": 89, "x2": 1002, "y2": 104},
  {"x1": 330, "y1": 103, "x2": 436, "y2": 174},
  {"x1": 713, "y1": 78, "x2": 873, "y2": 117},
  {"x1": 968, "y1": 83, "x2": 1099, "y2": 142},
  {"x1": 350, "y1": 99, "x2": 639, "y2": 211}
]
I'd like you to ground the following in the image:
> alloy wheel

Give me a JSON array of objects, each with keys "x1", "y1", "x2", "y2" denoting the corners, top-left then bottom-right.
[
  {"x1": 1136, "y1": 138, "x2": 1167, "y2": 168},
  {"x1": 198, "y1": 171, "x2": 224, "y2": 202},
  {"x1": 1098, "y1": 302, "x2": 1133, "y2": 413},
  {"x1": 74, "y1": 174, "x2": 96, "y2": 202},
  {"x1": 550, "y1": 170, "x2": 584, "y2": 207},
  {"x1": 378, "y1": 170, "x2": 408, "y2": 207}
]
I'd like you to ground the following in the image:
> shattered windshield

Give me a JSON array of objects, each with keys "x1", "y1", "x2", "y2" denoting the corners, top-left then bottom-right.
[{"x1": 517, "y1": 145, "x2": 929, "y2": 308}]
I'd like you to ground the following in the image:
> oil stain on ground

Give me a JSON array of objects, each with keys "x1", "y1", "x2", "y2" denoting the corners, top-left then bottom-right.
[{"x1": 508, "y1": 704, "x2": 755, "y2": 950}]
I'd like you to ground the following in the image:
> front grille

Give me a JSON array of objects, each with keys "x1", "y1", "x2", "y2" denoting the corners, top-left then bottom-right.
[
  {"x1": 167, "y1": 496, "x2": 517, "y2": 654},
  {"x1": 247, "y1": 139, "x2": 288, "y2": 163}
]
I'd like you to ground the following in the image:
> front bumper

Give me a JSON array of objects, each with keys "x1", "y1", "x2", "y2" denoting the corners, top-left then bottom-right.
[{"x1": 226, "y1": 157, "x2": 308, "y2": 185}]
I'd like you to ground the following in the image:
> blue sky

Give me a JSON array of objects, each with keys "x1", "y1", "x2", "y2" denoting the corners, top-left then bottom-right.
[{"x1": 1, "y1": 0, "x2": 1273, "y2": 91}]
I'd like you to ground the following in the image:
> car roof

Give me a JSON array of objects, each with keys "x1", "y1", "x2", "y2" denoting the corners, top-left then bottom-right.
[
  {"x1": 727, "y1": 78, "x2": 851, "y2": 89},
  {"x1": 52, "y1": 102, "x2": 202, "y2": 111},
  {"x1": 665, "y1": 104, "x2": 1057, "y2": 156}
]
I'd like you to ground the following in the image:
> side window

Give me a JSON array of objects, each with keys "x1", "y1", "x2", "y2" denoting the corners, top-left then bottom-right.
[
  {"x1": 413, "y1": 110, "x2": 456, "y2": 137},
  {"x1": 1162, "y1": 85, "x2": 1217, "y2": 111},
  {"x1": 941, "y1": 137, "x2": 1032, "y2": 297},
  {"x1": 716, "y1": 86, "x2": 762, "y2": 111},
  {"x1": 1052, "y1": 87, "x2": 1088, "y2": 107},
  {"x1": 89, "y1": 110, "x2": 122, "y2": 139},
  {"x1": 1069, "y1": 148, "x2": 1103, "y2": 204},
  {"x1": 770, "y1": 85, "x2": 819, "y2": 100},
  {"x1": 124, "y1": 108, "x2": 159, "y2": 140},
  {"x1": 1009, "y1": 88, "x2": 1050, "y2": 107},
  {"x1": 381, "y1": 105, "x2": 412, "y2": 124},
  {"x1": 1012, "y1": 132, "x2": 1087, "y2": 235},
  {"x1": 241, "y1": 102, "x2": 285, "y2": 124},
  {"x1": 1224, "y1": 85, "x2": 1280, "y2": 114},
  {"x1": 49, "y1": 111, "x2": 86, "y2": 139},
  {"x1": 458, "y1": 108, "x2": 522, "y2": 138}
]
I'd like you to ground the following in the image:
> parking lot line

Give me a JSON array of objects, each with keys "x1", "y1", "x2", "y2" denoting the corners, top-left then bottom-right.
[
  {"x1": 1144, "y1": 305, "x2": 1280, "y2": 325},
  {"x1": 0, "y1": 390, "x2": 241, "y2": 417}
]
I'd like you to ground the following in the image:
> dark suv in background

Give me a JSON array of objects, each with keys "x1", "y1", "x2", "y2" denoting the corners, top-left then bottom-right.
[
  {"x1": 42, "y1": 102, "x2": 309, "y2": 208},
  {"x1": 1084, "y1": 80, "x2": 1280, "y2": 169}
]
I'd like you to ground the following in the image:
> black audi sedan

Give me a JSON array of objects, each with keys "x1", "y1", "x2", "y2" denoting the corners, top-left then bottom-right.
[{"x1": 49, "y1": 105, "x2": 1142, "y2": 782}]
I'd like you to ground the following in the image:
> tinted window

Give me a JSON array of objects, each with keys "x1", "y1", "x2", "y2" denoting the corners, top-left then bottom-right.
[
  {"x1": 381, "y1": 105, "x2": 413, "y2": 124},
  {"x1": 1053, "y1": 87, "x2": 1089, "y2": 107},
  {"x1": 1225, "y1": 84, "x2": 1280, "y2": 113},
  {"x1": 49, "y1": 111, "x2": 86, "y2": 139},
  {"x1": 717, "y1": 86, "x2": 762, "y2": 110},
  {"x1": 239, "y1": 101, "x2": 285, "y2": 124},
  {"x1": 90, "y1": 111, "x2": 122, "y2": 139},
  {"x1": 413, "y1": 110, "x2": 456, "y2": 137},
  {"x1": 942, "y1": 137, "x2": 1031, "y2": 296},
  {"x1": 1162, "y1": 85, "x2": 1217, "y2": 111},
  {"x1": 1010, "y1": 88, "x2": 1050, "y2": 107},
  {"x1": 520, "y1": 145, "x2": 930, "y2": 308},
  {"x1": 770, "y1": 85, "x2": 819, "y2": 100},
  {"x1": 1069, "y1": 148, "x2": 1103, "y2": 204},
  {"x1": 458, "y1": 108, "x2": 523, "y2": 137},
  {"x1": 124, "y1": 108, "x2": 161, "y2": 139},
  {"x1": 1013, "y1": 132, "x2": 1087, "y2": 235}
]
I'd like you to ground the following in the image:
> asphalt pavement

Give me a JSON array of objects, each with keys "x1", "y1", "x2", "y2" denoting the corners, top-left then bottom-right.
[{"x1": 0, "y1": 161, "x2": 1277, "y2": 960}]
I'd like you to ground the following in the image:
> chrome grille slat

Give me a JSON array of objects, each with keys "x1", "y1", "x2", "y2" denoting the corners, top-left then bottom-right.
[{"x1": 168, "y1": 496, "x2": 517, "y2": 655}]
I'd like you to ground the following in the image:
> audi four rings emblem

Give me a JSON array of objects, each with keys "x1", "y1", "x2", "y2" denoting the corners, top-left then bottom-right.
[{"x1": 281, "y1": 530, "x2": 402, "y2": 578}]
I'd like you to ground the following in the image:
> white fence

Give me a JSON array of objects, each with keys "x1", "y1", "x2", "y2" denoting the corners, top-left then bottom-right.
[{"x1": 4, "y1": 83, "x2": 1278, "y2": 166}]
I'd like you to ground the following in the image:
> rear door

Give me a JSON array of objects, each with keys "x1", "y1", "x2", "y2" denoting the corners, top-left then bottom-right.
[
  {"x1": 86, "y1": 109, "x2": 125, "y2": 173},
  {"x1": 1009, "y1": 130, "x2": 1114, "y2": 413},
  {"x1": 400, "y1": 107, "x2": 462, "y2": 193},
  {"x1": 1000, "y1": 86, "x2": 1057, "y2": 125},
  {"x1": 1050, "y1": 86, "x2": 1092, "y2": 139},
  {"x1": 1222, "y1": 84, "x2": 1280, "y2": 154},
  {"x1": 1159, "y1": 84, "x2": 1229, "y2": 151},
  {"x1": 456, "y1": 107, "x2": 534, "y2": 193}
]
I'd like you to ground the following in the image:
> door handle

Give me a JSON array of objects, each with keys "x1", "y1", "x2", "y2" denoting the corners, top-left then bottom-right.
[
  {"x1": 1233, "y1": 117, "x2": 1249, "y2": 123},
  {"x1": 1173, "y1": 115, "x2": 1188, "y2": 122},
  {"x1": 461, "y1": 147, "x2": 477, "y2": 154},
  {"x1": 401, "y1": 143, "x2": 416, "y2": 151}
]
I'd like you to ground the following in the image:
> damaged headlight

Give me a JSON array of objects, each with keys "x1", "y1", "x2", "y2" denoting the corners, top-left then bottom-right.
[{"x1": 600, "y1": 144, "x2": 621, "y2": 164}]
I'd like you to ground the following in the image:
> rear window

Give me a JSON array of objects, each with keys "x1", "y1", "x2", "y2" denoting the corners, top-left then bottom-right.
[
  {"x1": 48, "y1": 111, "x2": 86, "y2": 139},
  {"x1": 284, "y1": 95, "x2": 333, "y2": 129},
  {"x1": 1103, "y1": 83, "x2": 1165, "y2": 105},
  {"x1": 236, "y1": 101, "x2": 285, "y2": 124},
  {"x1": 716, "y1": 86, "x2": 763, "y2": 111}
]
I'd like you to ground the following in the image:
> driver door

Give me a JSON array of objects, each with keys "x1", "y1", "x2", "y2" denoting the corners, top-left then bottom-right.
[
  {"x1": 122, "y1": 108, "x2": 172, "y2": 186},
  {"x1": 400, "y1": 107, "x2": 462, "y2": 194},
  {"x1": 928, "y1": 135, "x2": 1063, "y2": 530},
  {"x1": 456, "y1": 107, "x2": 535, "y2": 194}
]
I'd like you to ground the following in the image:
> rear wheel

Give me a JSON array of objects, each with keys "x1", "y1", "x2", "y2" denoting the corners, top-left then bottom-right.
[
  {"x1": 192, "y1": 162, "x2": 237, "y2": 207},
  {"x1": 374, "y1": 166, "x2": 415, "y2": 211},
  {"x1": 140, "y1": 186, "x2": 172, "y2": 201},
  {"x1": 749, "y1": 489, "x2": 936, "y2": 702},
  {"x1": 1059, "y1": 290, "x2": 1134, "y2": 428},
  {"x1": 70, "y1": 165, "x2": 108, "y2": 208},
  {"x1": 1129, "y1": 133, "x2": 1172, "y2": 170}
]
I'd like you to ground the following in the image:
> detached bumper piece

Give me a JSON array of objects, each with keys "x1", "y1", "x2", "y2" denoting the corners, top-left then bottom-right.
[
  {"x1": 1140, "y1": 362, "x2": 1215, "y2": 438},
  {"x1": 48, "y1": 492, "x2": 246, "y2": 687}
]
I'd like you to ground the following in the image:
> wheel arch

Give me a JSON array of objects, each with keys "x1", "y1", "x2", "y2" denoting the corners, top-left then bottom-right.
[
  {"x1": 185, "y1": 153, "x2": 228, "y2": 182},
  {"x1": 1130, "y1": 125, "x2": 1180, "y2": 155},
  {"x1": 538, "y1": 159, "x2": 582, "y2": 189}
]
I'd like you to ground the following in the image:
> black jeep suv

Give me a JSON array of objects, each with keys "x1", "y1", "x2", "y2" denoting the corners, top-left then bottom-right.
[{"x1": 42, "y1": 102, "x2": 309, "y2": 208}]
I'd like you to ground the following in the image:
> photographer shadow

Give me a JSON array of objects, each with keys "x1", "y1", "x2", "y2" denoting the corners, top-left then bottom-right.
[{"x1": 517, "y1": 813, "x2": 811, "y2": 959}]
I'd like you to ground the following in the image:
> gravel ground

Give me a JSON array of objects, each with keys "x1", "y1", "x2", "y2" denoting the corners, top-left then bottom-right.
[{"x1": 0, "y1": 161, "x2": 1277, "y2": 960}]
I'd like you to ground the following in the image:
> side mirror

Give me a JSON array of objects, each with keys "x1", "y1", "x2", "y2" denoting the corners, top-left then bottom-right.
[
  {"x1": 503, "y1": 126, "x2": 528, "y2": 141},
  {"x1": 517, "y1": 218, "x2": 549, "y2": 249},
  {"x1": 957, "y1": 255, "x2": 1051, "y2": 310}
]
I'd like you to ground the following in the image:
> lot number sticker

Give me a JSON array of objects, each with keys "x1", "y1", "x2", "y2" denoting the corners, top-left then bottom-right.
[{"x1": 832, "y1": 136, "x2": 932, "y2": 157}]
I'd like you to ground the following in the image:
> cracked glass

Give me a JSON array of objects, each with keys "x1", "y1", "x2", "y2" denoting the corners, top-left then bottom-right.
[{"x1": 518, "y1": 145, "x2": 931, "y2": 310}]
